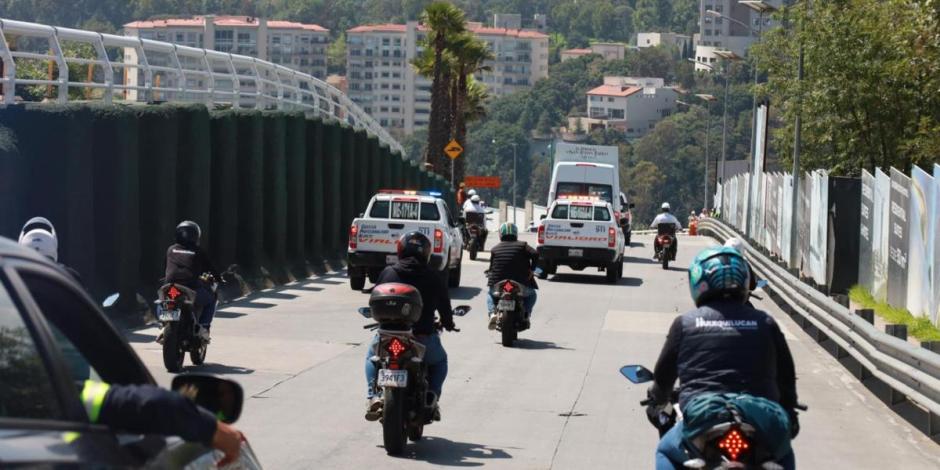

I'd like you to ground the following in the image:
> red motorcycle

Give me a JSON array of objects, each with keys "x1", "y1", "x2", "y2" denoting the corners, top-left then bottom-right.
[{"x1": 655, "y1": 223, "x2": 677, "y2": 270}]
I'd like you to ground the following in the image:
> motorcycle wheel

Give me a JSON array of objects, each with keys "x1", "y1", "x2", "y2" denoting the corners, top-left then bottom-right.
[
  {"x1": 501, "y1": 312, "x2": 516, "y2": 347},
  {"x1": 662, "y1": 255, "x2": 669, "y2": 270},
  {"x1": 190, "y1": 339, "x2": 208, "y2": 366},
  {"x1": 350, "y1": 275, "x2": 366, "y2": 291},
  {"x1": 469, "y1": 243, "x2": 478, "y2": 261},
  {"x1": 408, "y1": 424, "x2": 424, "y2": 442},
  {"x1": 382, "y1": 387, "x2": 408, "y2": 455},
  {"x1": 162, "y1": 323, "x2": 185, "y2": 373}
]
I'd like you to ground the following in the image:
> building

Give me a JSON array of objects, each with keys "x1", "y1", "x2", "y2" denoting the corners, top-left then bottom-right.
[
  {"x1": 346, "y1": 21, "x2": 549, "y2": 135},
  {"x1": 123, "y1": 15, "x2": 330, "y2": 79},
  {"x1": 695, "y1": 0, "x2": 783, "y2": 67},
  {"x1": 582, "y1": 76, "x2": 678, "y2": 139},
  {"x1": 560, "y1": 42, "x2": 626, "y2": 62},
  {"x1": 493, "y1": 13, "x2": 522, "y2": 30},
  {"x1": 637, "y1": 32, "x2": 692, "y2": 52}
]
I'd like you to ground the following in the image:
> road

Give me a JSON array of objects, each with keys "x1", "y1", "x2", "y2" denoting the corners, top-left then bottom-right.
[{"x1": 127, "y1": 233, "x2": 940, "y2": 469}]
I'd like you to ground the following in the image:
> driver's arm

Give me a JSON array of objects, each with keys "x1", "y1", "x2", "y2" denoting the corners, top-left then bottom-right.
[
  {"x1": 95, "y1": 383, "x2": 218, "y2": 446},
  {"x1": 650, "y1": 317, "x2": 683, "y2": 403}
]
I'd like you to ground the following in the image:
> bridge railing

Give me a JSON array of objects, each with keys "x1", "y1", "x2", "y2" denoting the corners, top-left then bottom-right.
[{"x1": 0, "y1": 17, "x2": 403, "y2": 155}]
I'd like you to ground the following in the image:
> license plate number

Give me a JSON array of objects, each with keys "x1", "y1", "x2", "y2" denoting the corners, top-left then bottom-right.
[
  {"x1": 568, "y1": 249, "x2": 583, "y2": 257},
  {"x1": 498, "y1": 299, "x2": 515, "y2": 311},
  {"x1": 158, "y1": 308, "x2": 180, "y2": 322},
  {"x1": 377, "y1": 369, "x2": 408, "y2": 388},
  {"x1": 385, "y1": 255, "x2": 398, "y2": 264}
]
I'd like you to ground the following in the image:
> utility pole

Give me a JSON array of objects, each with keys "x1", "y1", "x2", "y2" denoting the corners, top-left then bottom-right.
[
  {"x1": 512, "y1": 142, "x2": 518, "y2": 224},
  {"x1": 789, "y1": 1, "x2": 805, "y2": 268}
]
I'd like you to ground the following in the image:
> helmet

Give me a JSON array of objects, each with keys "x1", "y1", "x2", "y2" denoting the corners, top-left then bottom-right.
[
  {"x1": 499, "y1": 222, "x2": 518, "y2": 241},
  {"x1": 397, "y1": 231, "x2": 432, "y2": 265},
  {"x1": 18, "y1": 217, "x2": 58, "y2": 262},
  {"x1": 175, "y1": 220, "x2": 201, "y2": 246},
  {"x1": 470, "y1": 195, "x2": 481, "y2": 203},
  {"x1": 688, "y1": 247, "x2": 752, "y2": 307},
  {"x1": 661, "y1": 202, "x2": 671, "y2": 211},
  {"x1": 467, "y1": 189, "x2": 477, "y2": 197},
  {"x1": 724, "y1": 237, "x2": 745, "y2": 254}
]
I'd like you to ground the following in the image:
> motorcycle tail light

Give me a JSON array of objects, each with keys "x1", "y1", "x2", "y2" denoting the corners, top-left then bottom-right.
[
  {"x1": 717, "y1": 428, "x2": 749, "y2": 461},
  {"x1": 348, "y1": 224, "x2": 359, "y2": 250},
  {"x1": 433, "y1": 229, "x2": 444, "y2": 253},
  {"x1": 387, "y1": 337, "x2": 407, "y2": 360},
  {"x1": 166, "y1": 285, "x2": 181, "y2": 300},
  {"x1": 608, "y1": 227, "x2": 616, "y2": 247},
  {"x1": 537, "y1": 225, "x2": 545, "y2": 244},
  {"x1": 502, "y1": 282, "x2": 515, "y2": 293}
]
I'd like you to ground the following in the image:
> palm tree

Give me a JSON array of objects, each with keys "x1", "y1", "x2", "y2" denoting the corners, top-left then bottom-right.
[{"x1": 420, "y1": 2, "x2": 466, "y2": 175}]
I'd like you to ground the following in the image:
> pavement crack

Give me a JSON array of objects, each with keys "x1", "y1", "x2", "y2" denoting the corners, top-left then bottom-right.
[{"x1": 250, "y1": 345, "x2": 355, "y2": 398}]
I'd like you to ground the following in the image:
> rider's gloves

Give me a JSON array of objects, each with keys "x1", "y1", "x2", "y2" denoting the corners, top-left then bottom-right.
[{"x1": 788, "y1": 409, "x2": 800, "y2": 438}]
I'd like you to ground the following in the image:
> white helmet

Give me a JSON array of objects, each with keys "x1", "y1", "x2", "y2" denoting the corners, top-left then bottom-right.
[
  {"x1": 467, "y1": 189, "x2": 477, "y2": 197},
  {"x1": 661, "y1": 202, "x2": 671, "y2": 211},
  {"x1": 18, "y1": 217, "x2": 58, "y2": 262},
  {"x1": 470, "y1": 195, "x2": 481, "y2": 203},
  {"x1": 724, "y1": 237, "x2": 745, "y2": 253}
]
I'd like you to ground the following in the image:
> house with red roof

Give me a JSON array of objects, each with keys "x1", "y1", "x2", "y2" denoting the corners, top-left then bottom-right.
[{"x1": 582, "y1": 77, "x2": 679, "y2": 139}]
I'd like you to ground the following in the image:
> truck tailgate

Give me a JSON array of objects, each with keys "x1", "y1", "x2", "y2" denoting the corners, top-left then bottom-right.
[
  {"x1": 542, "y1": 219, "x2": 612, "y2": 249},
  {"x1": 356, "y1": 220, "x2": 438, "y2": 254}
]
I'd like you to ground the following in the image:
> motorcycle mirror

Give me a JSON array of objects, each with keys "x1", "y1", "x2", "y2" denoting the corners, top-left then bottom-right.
[
  {"x1": 619, "y1": 365, "x2": 654, "y2": 384},
  {"x1": 534, "y1": 267, "x2": 544, "y2": 276},
  {"x1": 453, "y1": 305, "x2": 471, "y2": 317},
  {"x1": 102, "y1": 292, "x2": 120, "y2": 308},
  {"x1": 756, "y1": 279, "x2": 768, "y2": 290},
  {"x1": 171, "y1": 373, "x2": 244, "y2": 424},
  {"x1": 358, "y1": 307, "x2": 372, "y2": 318}
]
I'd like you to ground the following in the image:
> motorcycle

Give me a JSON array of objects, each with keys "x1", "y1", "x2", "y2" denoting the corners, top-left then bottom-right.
[
  {"x1": 490, "y1": 278, "x2": 531, "y2": 347},
  {"x1": 156, "y1": 273, "x2": 216, "y2": 373},
  {"x1": 463, "y1": 212, "x2": 487, "y2": 260},
  {"x1": 655, "y1": 223, "x2": 678, "y2": 269},
  {"x1": 619, "y1": 364, "x2": 806, "y2": 470},
  {"x1": 359, "y1": 285, "x2": 470, "y2": 456}
]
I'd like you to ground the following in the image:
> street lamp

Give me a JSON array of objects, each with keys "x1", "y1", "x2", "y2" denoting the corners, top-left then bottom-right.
[
  {"x1": 712, "y1": 50, "x2": 743, "y2": 185},
  {"x1": 492, "y1": 138, "x2": 519, "y2": 224},
  {"x1": 696, "y1": 94, "x2": 718, "y2": 213}
]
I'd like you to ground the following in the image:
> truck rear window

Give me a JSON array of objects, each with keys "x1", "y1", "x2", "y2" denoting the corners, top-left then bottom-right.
[
  {"x1": 551, "y1": 204, "x2": 611, "y2": 221},
  {"x1": 370, "y1": 200, "x2": 440, "y2": 221},
  {"x1": 556, "y1": 183, "x2": 613, "y2": 203}
]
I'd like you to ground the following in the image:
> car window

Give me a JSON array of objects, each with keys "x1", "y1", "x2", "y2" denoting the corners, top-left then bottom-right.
[
  {"x1": 369, "y1": 200, "x2": 390, "y2": 218},
  {"x1": 556, "y1": 183, "x2": 613, "y2": 203},
  {"x1": 594, "y1": 207, "x2": 611, "y2": 221},
  {"x1": 568, "y1": 205, "x2": 594, "y2": 221},
  {"x1": 420, "y1": 203, "x2": 441, "y2": 221},
  {"x1": 0, "y1": 280, "x2": 62, "y2": 420},
  {"x1": 551, "y1": 204, "x2": 569, "y2": 219}
]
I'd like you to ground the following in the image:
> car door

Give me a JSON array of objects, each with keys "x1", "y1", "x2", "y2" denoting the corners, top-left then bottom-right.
[{"x1": 7, "y1": 262, "x2": 217, "y2": 468}]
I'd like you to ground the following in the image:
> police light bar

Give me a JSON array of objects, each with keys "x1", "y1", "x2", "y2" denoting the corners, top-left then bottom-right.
[
  {"x1": 557, "y1": 195, "x2": 601, "y2": 201},
  {"x1": 378, "y1": 189, "x2": 444, "y2": 198}
]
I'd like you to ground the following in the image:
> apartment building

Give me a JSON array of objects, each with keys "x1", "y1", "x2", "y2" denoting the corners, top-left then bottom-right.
[
  {"x1": 582, "y1": 77, "x2": 678, "y2": 139},
  {"x1": 695, "y1": 0, "x2": 782, "y2": 69},
  {"x1": 560, "y1": 42, "x2": 626, "y2": 62},
  {"x1": 346, "y1": 20, "x2": 548, "y2": 135},
  {"x1": 637, "y1": 32, "x2": 692, "y2": 52},
  {"x1": 124, "y1": 15, "x2": 330, "y2": 79}
]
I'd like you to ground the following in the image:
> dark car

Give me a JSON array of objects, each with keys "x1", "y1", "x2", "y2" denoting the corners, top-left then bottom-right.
[{"x1": 0, "y1": 236, "x2": 251, "y2": 468}]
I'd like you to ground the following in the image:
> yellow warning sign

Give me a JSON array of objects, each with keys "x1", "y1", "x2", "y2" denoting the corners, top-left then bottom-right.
[{"x1": 444, "y1": 139, "x2": 463, "y2": 160}]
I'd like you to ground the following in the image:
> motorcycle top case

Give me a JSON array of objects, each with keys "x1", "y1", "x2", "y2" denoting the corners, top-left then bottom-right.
[
  {"x1": 369, "y1": 282, "x2": 423, "y2": 324},
  {"x1": 682, "y1": 392, "x2": 792, "y2": 460}
]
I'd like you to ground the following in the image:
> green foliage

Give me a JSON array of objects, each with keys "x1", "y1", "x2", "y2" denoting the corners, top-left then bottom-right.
[
  {"x1": 326, "y1": 32, "x2": 346, "y2": 75},
  {"x1": 849, "y1": 285, "x2": 940, "y2": 341}
]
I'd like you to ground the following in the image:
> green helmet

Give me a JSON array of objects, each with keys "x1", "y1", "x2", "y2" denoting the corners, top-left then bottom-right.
[
  {"x1": 498, "y1": 222, "x2": 518, "y2": 241},
  {"x1": 688, "y1": 246, "x2": 752, "y2": 307}
]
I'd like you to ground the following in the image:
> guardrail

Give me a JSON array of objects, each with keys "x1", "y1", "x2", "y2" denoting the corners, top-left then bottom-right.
[
  {"x1": 0, "y1": 17, "x2": 403, "y2": 155},
  {"x1": 699, "y1": 217, "x2": 940, "y2": 437}
]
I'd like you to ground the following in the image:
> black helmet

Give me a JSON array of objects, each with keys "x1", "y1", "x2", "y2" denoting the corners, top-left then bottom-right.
[
  {"x1": 397, "y1": 231, "x2": 432, "y2": 265},
  {"x1": 176, "y1": 220, "x2": 201, "y2": 246}
]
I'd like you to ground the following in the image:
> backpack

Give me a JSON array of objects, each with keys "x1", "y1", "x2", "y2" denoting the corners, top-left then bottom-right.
[{"x1": 682, "y1": 392, "x2": 792, "y2": 460}]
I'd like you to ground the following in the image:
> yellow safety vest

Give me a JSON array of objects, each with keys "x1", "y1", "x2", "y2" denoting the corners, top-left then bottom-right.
[{"x1": 80, "y1": 380, "x2": 110, "y2": 423}]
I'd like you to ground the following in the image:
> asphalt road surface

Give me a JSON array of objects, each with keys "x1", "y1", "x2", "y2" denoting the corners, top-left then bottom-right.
[{"x1": 127, "y1": 233, "x2": 940, "y2": 469}]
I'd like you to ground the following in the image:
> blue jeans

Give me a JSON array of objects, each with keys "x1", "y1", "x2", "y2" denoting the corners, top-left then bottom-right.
[
  {"x1": 487, "y1": 289, "x2": 538, "y2": 316},
  {"x1": 365, "y1": 333, "x2": 448, "y2": 400},
  {"x1": 195, "y1": 286, "x2": 216, "y2": 328},
  {"x1": 655, "y1": 421, "x2": 795, "y2": 470}
]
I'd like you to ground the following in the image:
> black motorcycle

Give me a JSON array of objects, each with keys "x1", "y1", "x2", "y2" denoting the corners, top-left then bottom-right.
[
  {"x1": 359, "y1": 283, "x2": 470, "y2": 456},
  {"x1": 491, "y1": 279, "x2": 529, "y2": 347},
  {"x1": 464, "y1": 212, "x2": 487, "y2": 260},
  {"x1": 620, "y1": 364, "x2": 806, "y2": 470},
  {"x1": 156, "y1": 273, "x2": 215, "y2": 372},
  {"x1": 655, "y1": 223, "x2": 678, "y2": 269}
]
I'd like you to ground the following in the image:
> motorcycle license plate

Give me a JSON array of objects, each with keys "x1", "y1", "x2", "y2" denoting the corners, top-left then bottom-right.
[
  {"x1": 158, "y1": 308, "x2": 180, "y2": 322},
  {"x1": 498, "y1": 299, "x2": 516, "y2": 311},
  {"x1": 377, "y1": 369, "x2": 408, "y2": 388},
  {"x1": 385, "y1": 255, "x2": 398, "y2": 264},
  {"x1": 568, "y1": 248, "x2": 583, "y2": 257}
]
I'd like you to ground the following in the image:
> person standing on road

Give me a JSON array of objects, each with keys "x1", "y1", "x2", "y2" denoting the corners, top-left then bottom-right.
[
  {"x1": 365, "y1": 231, "x2": 456, "y2": 421},
  {"x1": 486, "y1": 223, "x2": 538, "y2": 330},
  {"x1": 457, "y1": 183, "x2": 467, "y2": 206},
  {"x1": 647, "y1": 246, "x2": 800, "y2": 470},
  {"x1": 164, "y1": 221, "x2": 220, "y2": 341}
]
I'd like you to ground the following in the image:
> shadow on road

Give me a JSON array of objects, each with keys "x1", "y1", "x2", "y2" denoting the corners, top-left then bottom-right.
[
  {"x1": 450, "y1": 286, "x2": 482, "y2": 300},
  {"x1": 184, "y1": 362, "x2": 255, "y2": 375},
  {"x1": 512, "y1": 339, "x2": 573, "y2": 351},
  {"x1": 470, "y1": 255, "x2": 491, "y2": 263},
  {"x1": 622, "y1": 255, "x2": 656, "y2": 265},
  {"x1": 629, "y1": 241, "x2": 646, "y2": 247},
  {"x1": 619, "y1": 277, "x2": 644, "y2": 287},
  {"x1": 214, "y1": 310, "x2": 249, "y2": 318},
  {"x1": 394, "y1": 436, "x2": 513, "y2": 467},
  {"x1": 549, "y1": 274, "x2": 611, "y2": 284},
  {"x1": 123, "y1": 329, "x2": 157, "y2": 343}
]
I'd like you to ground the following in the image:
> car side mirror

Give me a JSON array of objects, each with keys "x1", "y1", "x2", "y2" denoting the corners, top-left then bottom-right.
[
  {"x1": 539, "y1": 214, "x2": 547, "y2": 220},
  {"x1": 453, "y1": 305, "x2": 472, "y2": 317},
  {"x1": 619, "y1": 365, "x2": 654, "y2": 384},
  {"x1": 358, "y1": 307, "x2": 372, "y2": 318},
  {"x1": 358, "y1": 212, "x2": 364, "y2": 218},
  {"x1": 172, "y1": 374, "x2": 244, "y2": 424}
]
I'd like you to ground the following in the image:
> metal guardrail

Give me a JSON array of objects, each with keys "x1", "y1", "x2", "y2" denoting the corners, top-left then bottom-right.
[
  {"x1": 699, "y1": 218, "x2": 940, "y2": 435},
  {"x1": 0, "y1": 18, "x2": 404, "y2": 155}
]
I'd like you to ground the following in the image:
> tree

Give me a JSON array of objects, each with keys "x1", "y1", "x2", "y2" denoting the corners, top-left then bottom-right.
[
  {"x1": 632, "y1": 0, "x2": 670, "y2": 33},
  {"x1": 327, "y1": 32, "x2": 346, "y2": 75},
  {"x1": 448, "y1": 32, "x2": 493, "y2": 183}
]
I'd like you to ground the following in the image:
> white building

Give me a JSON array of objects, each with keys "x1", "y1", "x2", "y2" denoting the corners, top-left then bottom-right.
[
  {"x1": 560, "y1": 42, "x2": 626, "y2": 62},
  {"x1": 583, "y1": 77, "x2": 678, "y2": 139},
  {"x1": 695, "y1": 0, "x2": 783, "y2": 68},
  {"x1": 124, "y1": 15, "x2": 330, "y2": 79},
  {"x1": 637, "y1": 32, "x2": 692, "y2": 52},
  {"x1": 346, "y1": 21, "x2": 549, "y2": 135}
]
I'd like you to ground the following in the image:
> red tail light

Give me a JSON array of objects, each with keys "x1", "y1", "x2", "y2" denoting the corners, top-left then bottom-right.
[
  {"x1": 166, "y1": 285, "x2": 181, "y2": 300},
  {"x1": 537, "y1": 225, "x2": 545, "y2": 244},
  {"x1": 608, "y1": 227, "x2": 616, "y2": 248},
  {"x1": 387, "y1": 337, "x2": 407, "y2": 360},
  {"x1": 717, "y1": 428, "x2": 749, "y2": 461},
  {"x1": 348, "y1": 224, "x2": 359, "y2": 249},
  {"x1": 433, "y1": 228, "x2": 444, "y2": 253},
  {"x1": 502, "y1": 282, "x2": 515, "y2": 293}
]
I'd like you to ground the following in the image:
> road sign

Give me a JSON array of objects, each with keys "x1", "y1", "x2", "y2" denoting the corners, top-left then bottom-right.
[
  {"x1": 444, "y1": 139, "x2": 463, "y2": 160},
  {"x1": 464, "y1": 176, "x2": 501, "y2": 188}
]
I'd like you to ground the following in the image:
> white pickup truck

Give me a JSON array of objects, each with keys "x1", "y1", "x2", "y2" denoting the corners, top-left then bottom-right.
[
  {"x1": 536, "y1": 197, "x2": 624, "y2": 283},
  {"x1": 347, "y1": 190, "x2": 464, "y2": 290}
]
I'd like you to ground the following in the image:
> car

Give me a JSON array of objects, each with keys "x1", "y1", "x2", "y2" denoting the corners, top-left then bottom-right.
[
  {"x1": 536, "y1": 197, "x2": 625, "y2": 283},
  {"x1": 0, "y1": 237, "x2": 258, "y2": 468},
  {"x1": 347, "y1": 190, "x2": 464, "y2": 290}
]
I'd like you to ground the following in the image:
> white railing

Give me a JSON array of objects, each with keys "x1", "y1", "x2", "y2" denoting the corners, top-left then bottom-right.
[{"x1": 0, "y1": 18, "x2": 403, "y2": 155}]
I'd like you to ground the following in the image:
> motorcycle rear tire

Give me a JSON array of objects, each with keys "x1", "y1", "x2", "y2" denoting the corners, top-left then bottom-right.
[
  {"x1": 469, "y1": 244, "x2": 478, "y2": 261},
  {"x1": 191, "y1": 340, "x2": 207, "y2": 366},
  {"x1": 162, "y1": 324, "x2": 185, "y2": 373},
  {"x1": 501, "y1": 313, "x2": 516, "y2": 347},
  {"x1": 408, "y1": 424, "x2": 424, "y2": 442},
  {"x1": 662, "y1": 256, "x2": 669, "y2": 270},
  {"x1": 382, "y1": 388, "x2": 407, "y2": 455}
]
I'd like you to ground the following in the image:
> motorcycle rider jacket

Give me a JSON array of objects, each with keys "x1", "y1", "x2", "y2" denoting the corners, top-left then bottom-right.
[
  {"x1": 165, "y1": 243, "x2": 219, "y2": 288},
  {"x1": 487, "y1": 241, "x2": 538, "y2": 289}
]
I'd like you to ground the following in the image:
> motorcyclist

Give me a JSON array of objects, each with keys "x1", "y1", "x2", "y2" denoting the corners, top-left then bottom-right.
[
  {"x1": 486, "y1": 223, "x2": 538, "y2": 330},
  {"x1": 164, "y1": 221, "x2": 220, "y2": 341},
  {"x1": 463, "y1": 194, "x2": 488, "y2": 247},
  {"x1": 648, "y1": 246, "x2": 799, "y2": 470},
  {"x1": 365, "y1": 231, "x2": 456, "y2": 421},
  {"x1": 18, "y1": 217, "x2": 83, "y2": 285},
  {"x1": 651, "y1": 202, "x2": 682, "y2": 258},
  {"x1": 79, "y1": 380, "x2": 243, "y2": 466}
]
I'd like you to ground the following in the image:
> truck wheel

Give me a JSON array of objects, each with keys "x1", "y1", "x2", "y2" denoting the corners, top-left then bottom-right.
[
  {"x1": 448, "y1": 261, "x2": 461, "y2": 288},
  {"x1": 625, "y1": 232, "x2": 632, "y2": 246},
  {"x1": 606, "y1": 261, "x2": 619, "y2": 284},
  {"x1": 350, "y1": 275, "x2": 366, "y2": 290}
]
